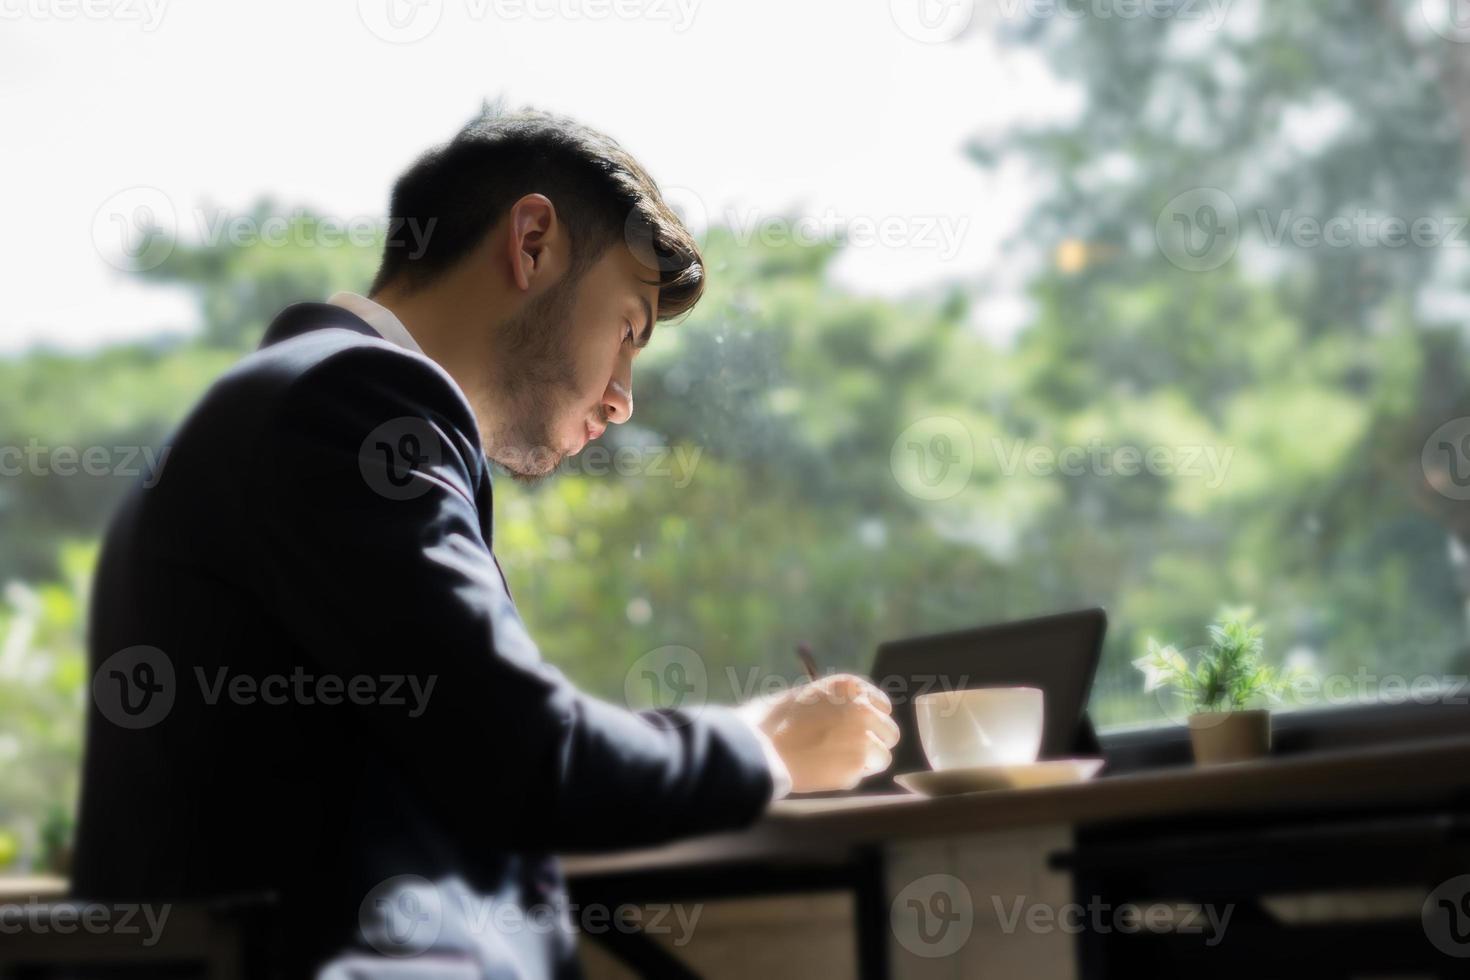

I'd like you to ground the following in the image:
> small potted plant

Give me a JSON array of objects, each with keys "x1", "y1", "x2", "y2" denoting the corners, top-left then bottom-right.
[{"x1": 1133, "y1": 608, "x2": 1285, "y2": 765}]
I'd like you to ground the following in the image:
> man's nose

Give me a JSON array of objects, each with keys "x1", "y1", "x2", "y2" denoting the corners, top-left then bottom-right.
[{"x1": 602, "y1": 373, "x2": 633, "y2": 425}]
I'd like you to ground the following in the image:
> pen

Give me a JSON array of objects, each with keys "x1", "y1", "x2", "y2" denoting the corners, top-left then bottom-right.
[{"x1": 795, "y1": 641, "x2": 819, "y2": 682}]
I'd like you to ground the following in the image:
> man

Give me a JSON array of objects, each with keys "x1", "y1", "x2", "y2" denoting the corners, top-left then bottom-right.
[{"x1": 72, "y1": 104, "x2": 900, "y2": 977}]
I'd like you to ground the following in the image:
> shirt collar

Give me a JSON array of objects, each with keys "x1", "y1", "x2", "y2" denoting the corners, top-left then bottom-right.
[
  {"x1": 326, "y1": 291, "x2": 424, "y2": 356},
  {"x1": 323, "y1": 291, "x2": 486, "y2": 476}
]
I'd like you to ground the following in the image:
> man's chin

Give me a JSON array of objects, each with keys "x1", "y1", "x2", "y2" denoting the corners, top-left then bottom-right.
[
  {"x1": 486, "y1": 444, "x2": 569, "y2": 484},
  {"x1": 506, "y1": 467, "x2": 555, "y2": 486}
]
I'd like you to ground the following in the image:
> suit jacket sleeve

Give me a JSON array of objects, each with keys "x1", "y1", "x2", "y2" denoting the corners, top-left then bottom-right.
[{"x1": 248, "y1": 343, "x2": 773, "y2": 856}]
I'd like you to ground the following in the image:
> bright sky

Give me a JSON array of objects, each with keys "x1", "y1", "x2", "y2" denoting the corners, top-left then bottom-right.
[{"x1": 2, "y1": 0, "x2": 1077, "y2": 354}]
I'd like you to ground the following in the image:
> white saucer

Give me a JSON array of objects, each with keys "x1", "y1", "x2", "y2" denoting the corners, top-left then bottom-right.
[{"x1": 894, "y1": 758, "x2": 1105, "y2": 797}]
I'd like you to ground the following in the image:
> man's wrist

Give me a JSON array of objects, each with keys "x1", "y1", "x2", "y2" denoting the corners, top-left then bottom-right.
[{"x1": 736, "y1": 701, "x2": 791, "y2": 801}]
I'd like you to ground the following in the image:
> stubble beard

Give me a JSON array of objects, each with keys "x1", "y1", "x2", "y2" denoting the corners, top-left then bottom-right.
[{"x1": 481, "y1": 276, "x2": 585, "y2": 483}]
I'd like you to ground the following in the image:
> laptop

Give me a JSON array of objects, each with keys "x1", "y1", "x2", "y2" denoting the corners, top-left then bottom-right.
[{"x1": 859, "y1": 607, "x2": 1107, "y2": 791}]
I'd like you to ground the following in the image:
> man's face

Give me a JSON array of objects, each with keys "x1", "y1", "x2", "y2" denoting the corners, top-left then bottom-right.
[{"x1": 485, "y1": 243, "x2": 658, "y2": 481}]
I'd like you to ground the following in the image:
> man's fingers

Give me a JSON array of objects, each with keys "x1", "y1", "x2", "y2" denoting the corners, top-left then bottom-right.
[
  {"x1": 862, "y1": 682, "x2": 893, "y2": 714},
  {"x1": 858, "y1": 702, "x2": 901, "y2": 747},
  {"x1": 863, "y1": 730, "x2": 893, "y2": 775},
  {"x1": 824, "y1": 673, "x2": 894, "y2": 713}
]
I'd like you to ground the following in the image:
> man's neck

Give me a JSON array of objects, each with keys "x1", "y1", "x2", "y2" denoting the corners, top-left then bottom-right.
[{"x1": 369, "y1": 284, "x2": 509, "y2": 450}]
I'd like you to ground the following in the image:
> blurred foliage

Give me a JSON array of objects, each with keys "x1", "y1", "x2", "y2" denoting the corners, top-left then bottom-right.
[
  {"x1": 4, "y1": 0, "x2": 1470, "y2": 869},
  {"x1": 0, "y1": 543, "x2": 93, "y2": 868}
]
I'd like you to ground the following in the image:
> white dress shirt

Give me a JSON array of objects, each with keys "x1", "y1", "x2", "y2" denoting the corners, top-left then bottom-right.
[
  {"x1": 325, "y1": 291, "x2": 791, "y2": 801},
  {"x1": 327, "y1": 290, "x2": 425, "y2": 355}
]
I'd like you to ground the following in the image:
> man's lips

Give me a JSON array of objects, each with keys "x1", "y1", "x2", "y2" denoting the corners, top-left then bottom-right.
[{"x1": 572, "y1": 419, "x2": 607, "y2": 455}]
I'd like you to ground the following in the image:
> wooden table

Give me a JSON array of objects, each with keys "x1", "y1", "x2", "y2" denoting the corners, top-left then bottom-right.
[{"x1": 564, "y1": 736, "x2": 1470, "y2": 978}]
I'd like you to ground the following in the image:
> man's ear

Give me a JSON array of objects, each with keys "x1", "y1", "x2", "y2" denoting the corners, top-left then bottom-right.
[{"x1": 507, "y1": 193, "x2": 558, "y2": 293}]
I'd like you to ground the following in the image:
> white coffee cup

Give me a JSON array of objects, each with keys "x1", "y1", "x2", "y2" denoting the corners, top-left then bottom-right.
[{"x1": 915, "y1": 686, "x2": 1044, "y2": 771}]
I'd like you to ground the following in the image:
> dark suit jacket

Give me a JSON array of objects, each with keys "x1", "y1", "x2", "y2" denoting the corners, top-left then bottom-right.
[{"x1": 72, "y1": 302, "x2": 774, "y2": 977}]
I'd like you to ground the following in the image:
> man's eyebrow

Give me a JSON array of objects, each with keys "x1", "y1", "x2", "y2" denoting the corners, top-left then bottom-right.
[{"x1": 634, "y1": 295, "x2": 655, "y2": 349}]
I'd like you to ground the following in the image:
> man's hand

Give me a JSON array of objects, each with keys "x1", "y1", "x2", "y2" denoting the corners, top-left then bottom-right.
[{"x1": 742, "y1": 674, "x2": 901, "y2": 793}]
